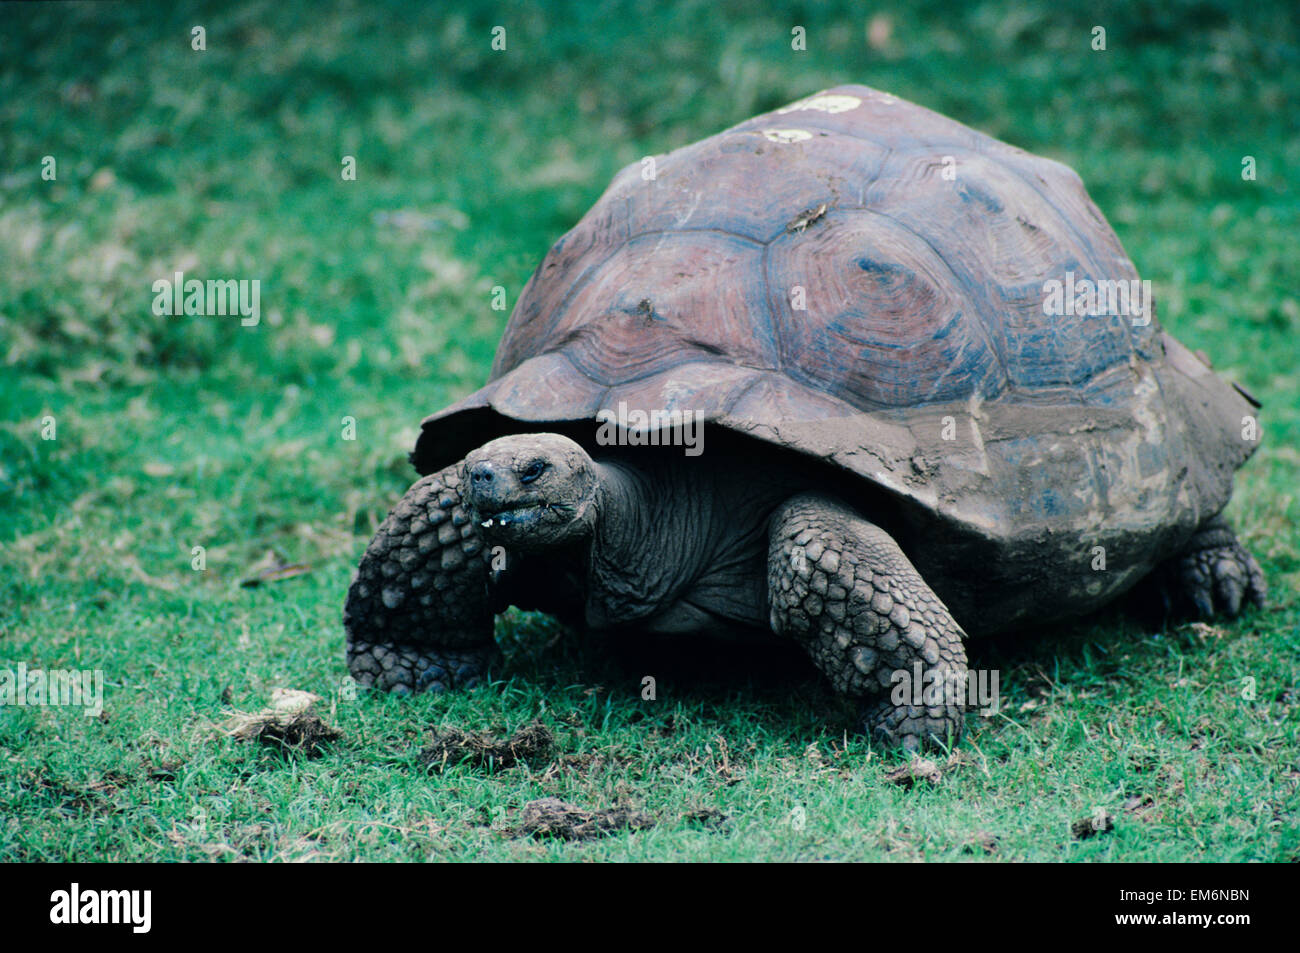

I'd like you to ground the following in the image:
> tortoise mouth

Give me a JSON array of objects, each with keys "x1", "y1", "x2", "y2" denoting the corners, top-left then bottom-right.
[{"x1": 474, "y1": 499, "x2": 548, "y2": 528}]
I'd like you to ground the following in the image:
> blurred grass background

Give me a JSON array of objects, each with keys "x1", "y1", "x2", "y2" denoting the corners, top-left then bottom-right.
[{"x1": 0, "y1": 0, "x2": 1296, "y2": 861}]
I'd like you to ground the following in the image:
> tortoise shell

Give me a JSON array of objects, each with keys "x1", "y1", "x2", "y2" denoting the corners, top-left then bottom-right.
[{"x1": 413, "y1": 85, "x2": 1257, "y2": 631}]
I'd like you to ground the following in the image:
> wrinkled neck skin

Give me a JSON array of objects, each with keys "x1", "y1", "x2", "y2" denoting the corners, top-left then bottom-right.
[{"x1": 582, "y1": 451, "x2": 794, "y2": 631}]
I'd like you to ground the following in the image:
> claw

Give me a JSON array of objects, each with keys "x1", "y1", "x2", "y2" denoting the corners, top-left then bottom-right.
[
  {"x1": 1214, "y1": 558, "x2": 1245, "y2": 616},
  {"x1": 1245, "y1": 554, "x2": 1268, "y2": 608}
]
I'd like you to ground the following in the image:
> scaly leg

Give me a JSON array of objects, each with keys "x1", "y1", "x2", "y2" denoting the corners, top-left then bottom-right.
[
  {"x1": 344, "y1": 464, "x2": 497, "y2": 694},
  {"x1": 769, "y1": 493, "x2": 969, "y2": 751}
]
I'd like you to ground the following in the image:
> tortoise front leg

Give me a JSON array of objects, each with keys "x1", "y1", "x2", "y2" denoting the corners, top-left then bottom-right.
[
  {"x1": 768, "y1": 493, "x2": 969, "y2": 751},
  {"x1": 344, "y1": 463, "x2": 498, "y2": 694}
]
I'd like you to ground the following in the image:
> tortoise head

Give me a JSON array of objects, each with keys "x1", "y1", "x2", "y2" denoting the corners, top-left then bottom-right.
[{"x1": 461, "y1": 433, "x2": 599, "y2": 551}]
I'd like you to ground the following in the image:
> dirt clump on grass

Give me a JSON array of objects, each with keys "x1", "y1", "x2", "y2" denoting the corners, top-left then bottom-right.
[
  {"x1": 882, "y1": 750, "x2": 971, "y2": 787},
  {"x1": 419, "y1": 720, "x2": 554, "y2": 772},
  {"x1": 683, "y1": 806, "x2": 729, "y2": 829},
  {"x1": 883, "y1": 757, "x2": 943, "y2": 787},
  {"x1": 249, "y1": 710, "x2": 340, "y2": 753},
  {"x1": 513, "y1": 797, "x2": 655, "y2": 840},
  {"x1": 1071, "y1": 811, "x2": 1115, "y2": 839},
  {"x1": 221, "y1": 688, "x2": 340, "y2": 756},
  {"x1": 961, "y1": 830, "x2": 999, "y2": 855}
]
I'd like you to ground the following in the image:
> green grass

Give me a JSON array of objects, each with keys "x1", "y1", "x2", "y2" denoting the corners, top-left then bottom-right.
[{"x1": 1, "y1": 0, "x2": 1297, "y2": 861}]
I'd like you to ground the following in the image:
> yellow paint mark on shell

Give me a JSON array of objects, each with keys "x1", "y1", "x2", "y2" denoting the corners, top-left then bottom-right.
[
  {"x1": 778, "y1": 94, "x2": 862, "y2": 115},
  {"x1": 762, "y1": 128, "x2": 813, "y2": 144}
]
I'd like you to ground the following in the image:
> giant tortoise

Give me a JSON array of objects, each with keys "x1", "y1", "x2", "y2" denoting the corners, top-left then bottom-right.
[{"x1": 343, "y1": 85, "x2": 1265, "y2": 749}]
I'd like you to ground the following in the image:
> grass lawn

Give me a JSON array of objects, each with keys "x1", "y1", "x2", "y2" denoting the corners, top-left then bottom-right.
[{"x1": 1, "y1": 0, "x2": 1297, "y2": 861}]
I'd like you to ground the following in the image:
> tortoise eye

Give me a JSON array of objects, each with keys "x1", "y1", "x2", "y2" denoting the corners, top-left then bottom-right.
[{"x1": 519, "y1": 460, "x2": 547, "y2": 484}]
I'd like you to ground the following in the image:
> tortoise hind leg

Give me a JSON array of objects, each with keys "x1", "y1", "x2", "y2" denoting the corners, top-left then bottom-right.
[
  {"x1": 344, "y1": 463, "x2": 498, "y2": 694},
  {"x1": 768, "y1": 493, "x2": 969, "y2": 752},
  {"x1": 1152, "y1": 514, "x2": 1267, "y2": 619}
]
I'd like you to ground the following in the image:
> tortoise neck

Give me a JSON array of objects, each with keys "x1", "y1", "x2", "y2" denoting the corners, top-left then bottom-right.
[
  {"x1": 583, "y1": 452, "x2": 792, "y2": 629},
  {"x1": 585, "y1": 455, "x2": 705, "y2": 624},
  {"x1": 588, "y1": 458, "x2": 655, "y2": 552}
]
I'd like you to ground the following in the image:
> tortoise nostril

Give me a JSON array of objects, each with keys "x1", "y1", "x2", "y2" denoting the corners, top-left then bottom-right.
[{"x1": 470, "y1": 462, "x2": 494, "y2": 485}]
